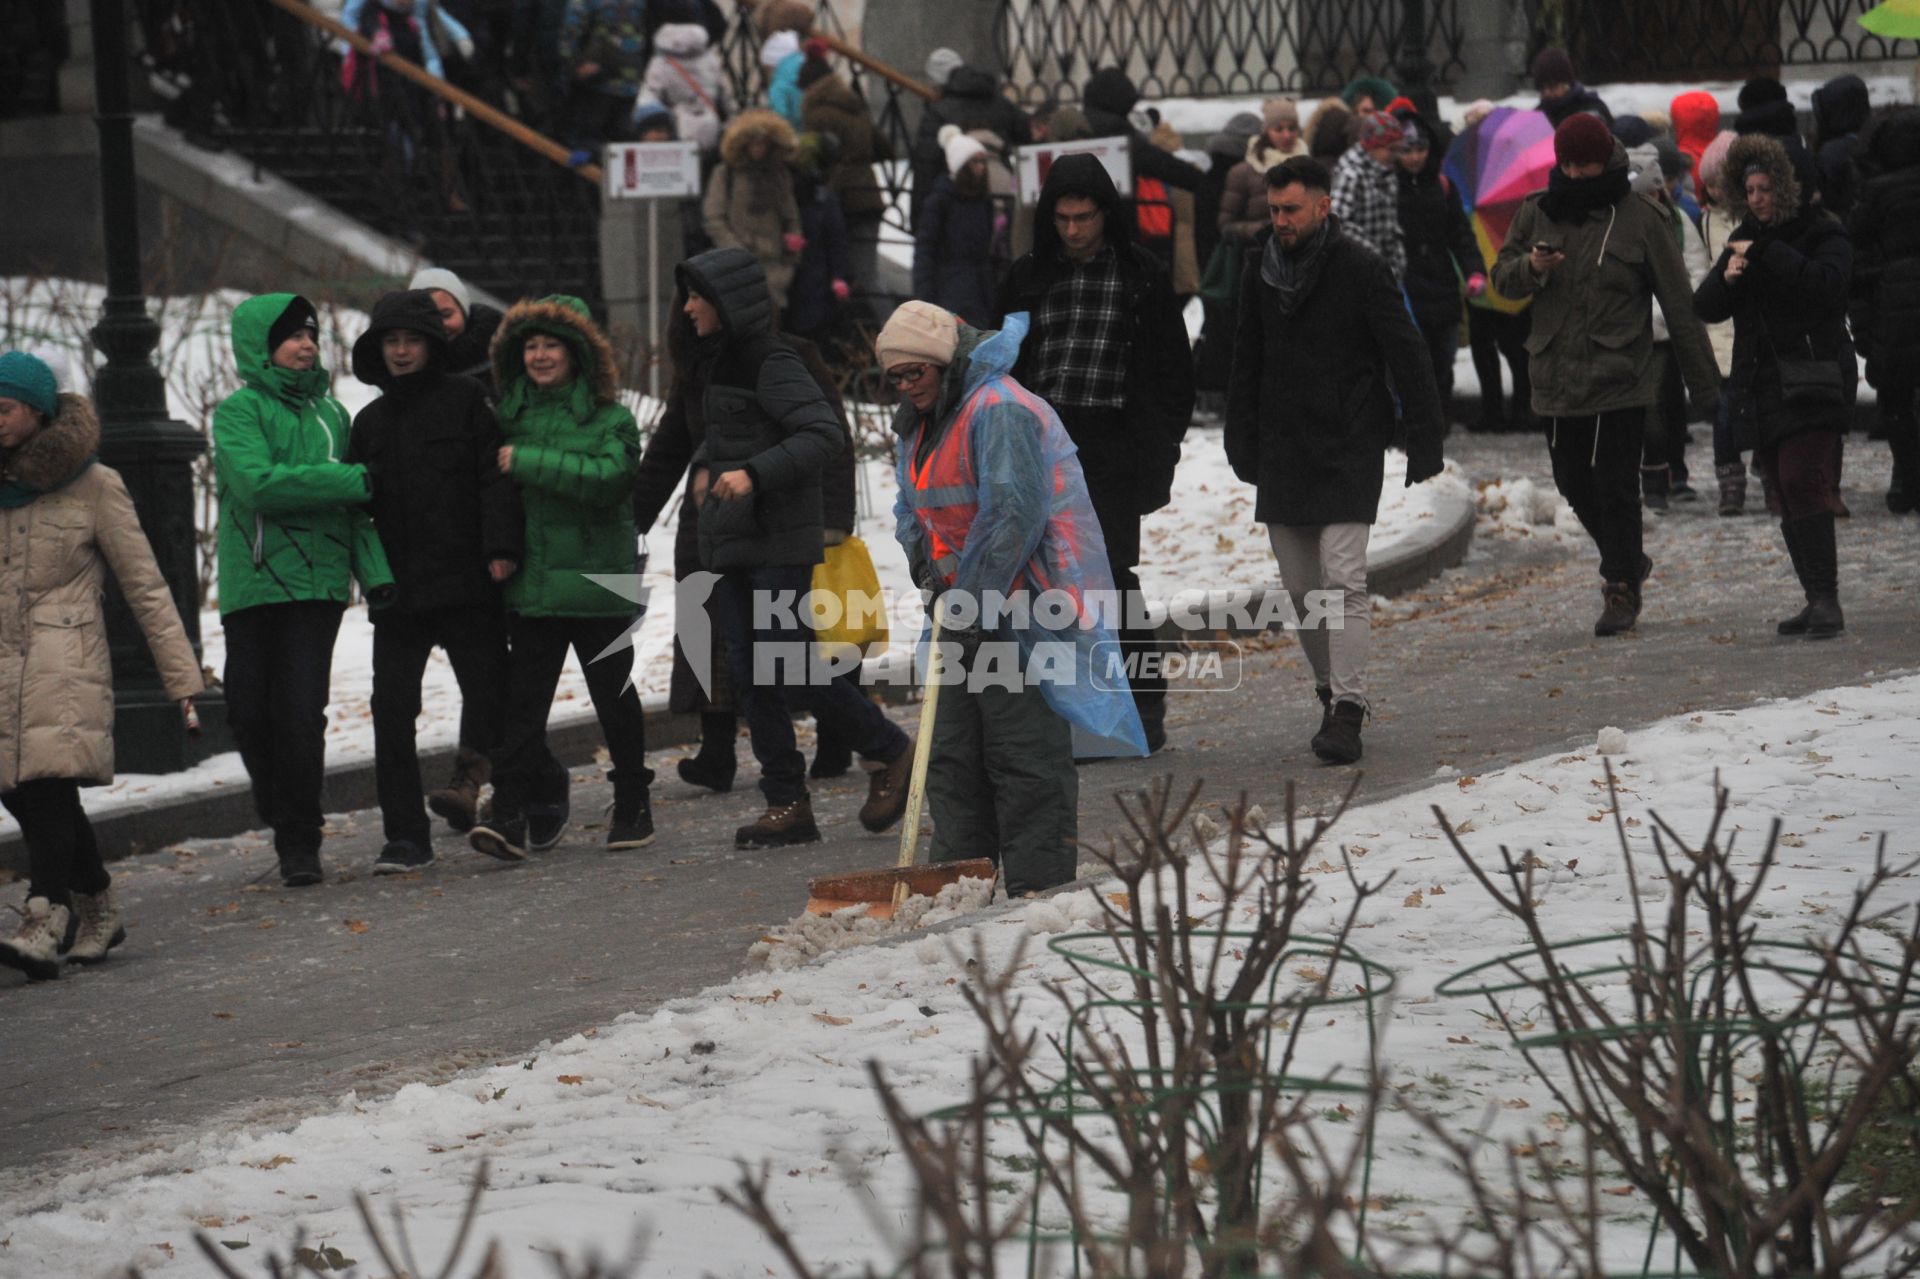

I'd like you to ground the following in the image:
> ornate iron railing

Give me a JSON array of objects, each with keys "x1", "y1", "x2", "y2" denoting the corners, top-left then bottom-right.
[
  {"x1": 1521, "y1": 0, "x2": 1917, "y2": 81},
  {"x1": 135, "y1": 0, "x2": 604, "y2": 310},
  {"x1": 993, "y1": 0, "x2": 1467, "y2": 107}
]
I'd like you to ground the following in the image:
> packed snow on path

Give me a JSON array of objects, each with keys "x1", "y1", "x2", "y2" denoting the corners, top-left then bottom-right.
[{"x1": 8, "y1": 674, "x2": 1916, "y2": 1276}]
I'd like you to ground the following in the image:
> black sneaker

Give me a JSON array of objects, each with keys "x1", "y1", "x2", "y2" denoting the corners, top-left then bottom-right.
[
  {"x1": 527, "y1": 797, "x2": 569, "y2": 852},
  {"x1": 677, "y1": 753, "x2": 735, "y2": 793},
  {"x1": 373, "y1": 840, "x2": 434, "y2": 875},
  {"x1": 469, "y1": 814, "x2": 528, "y2": 862},
  {"x1": 1311, "y1": 701, "x2": 1365, "y2": 765},
  {"x1": 278, "y1": 847, "x2": 324, "y2": 888},
  {"x1": 606, "y1": 791, "x2": 656, "y2": 849}
]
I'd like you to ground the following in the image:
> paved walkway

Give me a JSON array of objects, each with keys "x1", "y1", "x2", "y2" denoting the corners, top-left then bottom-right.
[{"x1": 3, "y1": 431, "x2": 1916, "y2": 1193}]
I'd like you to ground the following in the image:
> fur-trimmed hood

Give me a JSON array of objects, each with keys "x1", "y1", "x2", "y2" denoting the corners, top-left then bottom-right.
[
  {"x1": 490, "y1": 295, "x2": 620, "y2": 410},
  {"x1": 719, "y1": 108, "x2": 798, "y2": 168},
  {"x1": 1723, "y1": 131, "x2": 1803, "y2": 225},
  {"x1": 8, "y1": 392, "x2": 99, "y2": 493}
]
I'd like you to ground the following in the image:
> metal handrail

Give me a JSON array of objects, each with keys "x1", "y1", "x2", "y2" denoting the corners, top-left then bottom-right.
[
  {"x1": 259, "y1": 0, "x2": 601, "y2": 184},
  {"x1": 811, "y1": 32, "x2": 936, "y2": 104}
]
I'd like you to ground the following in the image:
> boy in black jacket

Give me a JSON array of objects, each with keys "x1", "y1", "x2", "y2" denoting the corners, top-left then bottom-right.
[{"x1": 347, "y1": 290, "x2": 523, "y2": 872}]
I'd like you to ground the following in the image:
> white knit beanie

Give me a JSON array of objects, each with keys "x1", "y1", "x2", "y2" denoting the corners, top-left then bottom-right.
[
  {"x1": 876, "y1": 300, "x2": 959, "y2": 371},
  {"x1": 408, "y1": 267, "x2": 470, "y2": 316},
  {"x1": 938, "y1": 124, "x2": 988, "y2": 176}
]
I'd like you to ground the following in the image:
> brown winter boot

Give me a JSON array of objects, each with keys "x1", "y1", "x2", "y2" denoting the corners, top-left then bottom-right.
[
  {"x1": 427, "y1": 749, "x2": 491, "y2": 834},
  {"x1": 735, "y1": 796, "x2": 822, "y2": 848},
  {"x1": 857, "y1": 743, "x2": 916, "y2": 833},
  {"x1": 0, "y1": 896, "x2": 70, "y2": 981}
]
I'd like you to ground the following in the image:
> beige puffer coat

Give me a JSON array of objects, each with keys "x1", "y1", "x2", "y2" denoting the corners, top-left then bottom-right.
[
  {"x1": 703, "y1": 109, "x2": 803, "y2": 309},
  {"x1": 0, "y1": 394, "x2": 203, "y2": 790}
]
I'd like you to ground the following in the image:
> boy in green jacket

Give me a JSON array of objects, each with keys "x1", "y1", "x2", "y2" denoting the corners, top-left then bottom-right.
[{"x1": 214, "y1": 294, "x2": 393, "y2": 887}]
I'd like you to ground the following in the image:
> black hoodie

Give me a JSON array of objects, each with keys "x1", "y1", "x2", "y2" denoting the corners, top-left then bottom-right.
[
  {"x1": 345, "y1": 289, "x2": 522, "y2": 614},
  {"x1": 1079, "y1": 67, "x2": 1205, "y2": 195},
  {"x1": 998, "y1": 153, "x2": 1196, "y2": 514},
  {"x1": 669, "y1": 246, "x2": 846, "y2": 571},
  {"x1": 1812, "y1": 73, "x2": 1871, "y2": 218},
  {"x1": 1848, "y1": 108, "x2": 1920, "y2": 372}
]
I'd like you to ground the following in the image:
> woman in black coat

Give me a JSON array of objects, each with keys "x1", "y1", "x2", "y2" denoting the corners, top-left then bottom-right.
[
  {"x1": 912, "y1": 130, "x2": 1001, "y2": 327},
  {"x1": 1694, "y1": 133, "x2": 1855, "y2": 638},
  {"x1": 1393, "y1": 109, "x2": 1485, "y2": 421}
]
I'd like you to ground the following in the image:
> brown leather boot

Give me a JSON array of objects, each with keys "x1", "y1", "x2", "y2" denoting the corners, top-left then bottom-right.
[
  {"x1": 735, "y1": 796, "x2": 821, "y2": 848},
  {"x1": 858, "y1": 744, "x2": 915, "y2": 832},
  {"x1": 427, "y1": 749, "x2": 491, "y2": 833}
]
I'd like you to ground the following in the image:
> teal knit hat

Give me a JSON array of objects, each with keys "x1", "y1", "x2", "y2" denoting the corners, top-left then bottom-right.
[{"x1": 0, "y1": 351, "x2": 58, "y2": 417}]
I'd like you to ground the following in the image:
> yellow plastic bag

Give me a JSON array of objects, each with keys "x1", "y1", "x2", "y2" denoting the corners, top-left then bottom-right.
[{"x1": 810, "y1": 534, "x2": 890, "y2": 662}]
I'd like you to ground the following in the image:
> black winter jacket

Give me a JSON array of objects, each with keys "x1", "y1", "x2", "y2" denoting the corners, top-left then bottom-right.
[
  {"x1": 1396, "y1": 118, "x2": 1480, "y2": 334},
  {"x1": 996, "y1": 153, "x2": 1197, "y2": 515},
  {"x1": 909, "y1": 65, "x2": 1030, "y2": 227},
  {"x1": 913, "y1": 174, "x2": 999, "y2": 327},
  {"x1": 446, "y1": 302, "x2": 504, "y2": 392},
  {"x1": 671, "y1": 247, "x2": 847, "y2": 571},
  {"x1": 1540, "y1": 83, "x2": 1613, "y2": 129},
  {"x1": 1847, "y1": 110, "x2": 1920, "y2": 381},
  {"x1": 1081, "y1": 67, "x2": 1206, "y2": 195},
  {"x1": 1694, "y1": 209, "x2": 1855, "y2": 447},
  {"x1": 1226, "y1": 220, "x2": 1445, "y2": 526},
  {"x1": 1812, "y1": 73, "x2": 1870, "y2": 220},
  {"x1": 346, "y1": 292, "x2": 522, "y2": 615}
]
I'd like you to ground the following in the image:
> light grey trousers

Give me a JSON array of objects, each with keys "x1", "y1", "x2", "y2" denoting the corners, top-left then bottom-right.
[{"x1": 1266, "y1": 522, "x2": 1371, "y2": 706}]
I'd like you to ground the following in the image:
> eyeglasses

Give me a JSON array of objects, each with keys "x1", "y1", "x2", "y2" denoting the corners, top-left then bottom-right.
[{"x1": 886, "y1": 363, "x2": 933, "y2": 388}]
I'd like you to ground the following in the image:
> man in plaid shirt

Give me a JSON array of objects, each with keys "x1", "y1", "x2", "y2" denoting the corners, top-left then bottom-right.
[
  {"x1": 1330, "y1": 112, "x2": 1411, "y2": 279},
  {"x1": 999, "y1": 153, "x2": 1196, "y2": 753}
]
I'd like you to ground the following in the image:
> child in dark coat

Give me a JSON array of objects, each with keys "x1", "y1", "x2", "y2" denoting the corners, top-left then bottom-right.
[{"x1": 346, "y1": 290, "x2": 523, "y2": 872}]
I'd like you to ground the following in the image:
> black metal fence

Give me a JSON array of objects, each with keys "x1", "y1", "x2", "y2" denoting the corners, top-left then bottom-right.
[
  {"x1": 135, "y1": 0, "x2": 603, "y2": 310},
  {"x1": 993, "y1": 0, "x2": 1467, "y2": 106},
  {"x1": 1521, "y1": 0, "x2": 1917, "y2": 82}
]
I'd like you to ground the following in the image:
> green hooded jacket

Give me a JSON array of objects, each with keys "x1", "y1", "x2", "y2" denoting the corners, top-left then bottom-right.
[
  {"x1": 489, "y1": 295, "x2": 640, "y2": 618},
  {"x1": 213, "y1": 293, "x2": 392, "y2": 617}
]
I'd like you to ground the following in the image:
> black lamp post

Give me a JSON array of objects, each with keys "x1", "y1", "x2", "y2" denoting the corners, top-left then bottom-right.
[
  {"x1": 89, "y1": 0, "x2": 221, "y2": 774},
  {"x1": 1395, "y1": 0, "x2": 1441, "y2": 123}
]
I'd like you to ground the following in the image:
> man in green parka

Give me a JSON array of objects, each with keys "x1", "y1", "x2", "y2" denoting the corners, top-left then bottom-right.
[{"x1": 214, "y1": 293, "x2": 393, "y2": 887}]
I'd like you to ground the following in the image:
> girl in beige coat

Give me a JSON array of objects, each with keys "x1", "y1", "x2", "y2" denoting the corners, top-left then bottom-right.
[
  {"x1": 0, "y1": 353, "x2": 203, "y2": 982},
  {"x1": 702, "y1": 109, "x2": 804, "y2": 312}
]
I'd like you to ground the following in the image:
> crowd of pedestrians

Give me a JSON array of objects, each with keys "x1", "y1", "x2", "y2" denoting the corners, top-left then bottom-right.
[{"x1": 3, "y1": 21, "x2": 1915, "y2": 980}]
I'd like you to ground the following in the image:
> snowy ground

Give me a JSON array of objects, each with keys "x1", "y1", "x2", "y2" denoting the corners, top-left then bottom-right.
[{"x1": 5, "y1": 673, "x2": 1914, "y2": 1275}]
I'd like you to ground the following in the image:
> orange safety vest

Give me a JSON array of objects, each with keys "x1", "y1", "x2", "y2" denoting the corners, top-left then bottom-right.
[
  {"x1": 902, "y1": 379, "x2": 1093, "y2": 607},
  {"x1": 1136, "y1": 176, "x2": 1173, "y2": 240}
]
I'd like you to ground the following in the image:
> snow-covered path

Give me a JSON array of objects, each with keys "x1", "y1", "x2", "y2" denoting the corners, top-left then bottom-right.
[{"x1": 5, "y1": 667, "x2": 1917, "y2": 1275}]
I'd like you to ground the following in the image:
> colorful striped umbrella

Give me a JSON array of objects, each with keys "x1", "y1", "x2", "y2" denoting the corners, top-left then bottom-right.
[{"x1": 1442, "y1": 106, "x2": 1556, "y2": 315}]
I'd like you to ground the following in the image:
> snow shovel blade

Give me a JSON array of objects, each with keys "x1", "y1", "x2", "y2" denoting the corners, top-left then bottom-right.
[{"x1": 805, "y1": 859, "x2": 998, "y2": 920}]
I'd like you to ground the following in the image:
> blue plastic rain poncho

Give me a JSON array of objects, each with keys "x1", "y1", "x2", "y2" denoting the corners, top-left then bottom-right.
[{"x1": 893, "y1": 313, "x2": 1147, "y2": 757}]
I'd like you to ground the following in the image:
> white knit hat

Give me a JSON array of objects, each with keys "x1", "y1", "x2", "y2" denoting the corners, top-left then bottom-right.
[
  {"x1": 876, "y1": 300, "x2": 959, "y2": 371},
  {"x1": 939, "y1": 124, "x2": 988, "y2": 176},
  {"x1": 408, "y1": 267, "x2": 470, "y2": 316},
  {"x1": 924, "y1": 47, "x2": 964, "y2": 89}
]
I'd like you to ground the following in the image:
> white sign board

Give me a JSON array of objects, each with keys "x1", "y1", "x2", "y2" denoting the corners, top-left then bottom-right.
[
  {"x1": 1014, "y1": 136, "x2": 1133, "y2": 207},
  {"x1": 605, "y1": 141, "x2": 703, "y2": 199}
]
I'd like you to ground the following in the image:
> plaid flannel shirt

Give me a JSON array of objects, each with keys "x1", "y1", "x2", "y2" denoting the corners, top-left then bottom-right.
[
  {"x1": 1330, "y1": 144, "x2": 1408, "y2": 281},
  {"x1": 1028, "y1": 245, "x2": 1130, "y2": 410}
]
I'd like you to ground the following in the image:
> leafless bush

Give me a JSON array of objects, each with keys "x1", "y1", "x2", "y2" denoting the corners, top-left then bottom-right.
[
  {"x1": 1437, "y1": 766, "x2": 1920, "y2": 1279},
  {"x1": 729, "y1": 778, "x2": 1613, "y2": 1278}
]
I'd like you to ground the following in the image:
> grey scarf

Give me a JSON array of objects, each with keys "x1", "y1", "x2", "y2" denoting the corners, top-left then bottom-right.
[{"x1": 1260, "y1": 214, "x2": 1341, "y2": 318}]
